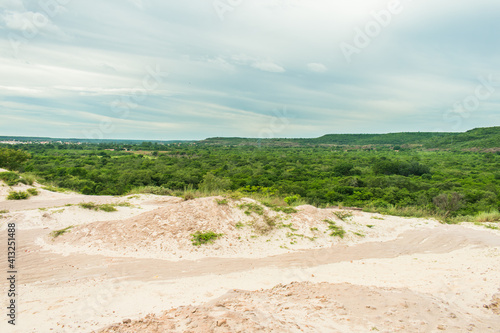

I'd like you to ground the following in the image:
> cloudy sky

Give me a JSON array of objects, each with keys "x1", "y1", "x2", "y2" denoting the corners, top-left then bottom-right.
[{"x1": 1, "y1": 0, "x2": 499, "y2": 140}]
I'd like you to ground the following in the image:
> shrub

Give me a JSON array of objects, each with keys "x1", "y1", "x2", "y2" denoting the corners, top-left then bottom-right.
[
  {"x1": 99, "y1": 204, "x2": 118, "y2": 212},
  {"x1": 191, "y1": 231, "x2": 223, "y2": 246},
  {"x1": 474, "y1": 210, "x2": 500, "y2": 223},
  {"x1": 20, "y1": 174, "x2": 36, "y2": 185},
  {"x1": 78, "y1": 202, "x2": 119, "y2": 212},
  {"x1": 433, "y1": 192, "x2": 464, "y2": 217},
  {"x1": 216, "y1": 198, "x2": 228, "y2": 205},
  {"x1": 7, "y1": 191, "x2": 30, "y2": 200},
  {"x1": 0, "y1": 172, "x2": 22, "y2": 186},
  {"x1": 128, "y1": 186, "x2": 172, "y2": 196},
  {"x1": 79, "y1": 202, "x2": 98, "y2": 210},
  {"x1": 333, "y1": 210, "x2": 353, "y2": 221},
  {"x1": 42, "y1": 186, "x2": 66, "y2": 193},
  {"x1": 0, "y1": 148, "x2": 30, "y2": 170},
  {"x1": 284, "y1": 195, "x2": 301, "y2": 206},
  {"x1": 27, "y1": 188, "x2": 39, "y2": 196},
  {"x1": 198, "y1": 173, "x2": 232, "y2": 193},
  {"x1": 183, "y1": 193, "x2": 195, "y2": 201}
]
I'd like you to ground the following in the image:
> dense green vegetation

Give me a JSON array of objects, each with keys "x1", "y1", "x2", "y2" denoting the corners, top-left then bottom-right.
[{"x1": 0, "y1": 127, "x2": 499, "y2": 222}]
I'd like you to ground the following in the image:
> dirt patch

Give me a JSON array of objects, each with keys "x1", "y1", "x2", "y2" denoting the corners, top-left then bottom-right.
[
  {"x1": 97, "y1": 281, "x2": 499, "y2": 333},
  {"x1": 484, "y1": 293, "x2": 500, "y2": 315},
  {"x1": 49, "y1": 197, "x2": 436, "y2": 260}
]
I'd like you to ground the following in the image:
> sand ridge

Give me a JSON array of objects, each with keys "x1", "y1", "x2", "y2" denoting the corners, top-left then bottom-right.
[{"x1": 0, "y1": 179, "x2": 499, "y2": 333}]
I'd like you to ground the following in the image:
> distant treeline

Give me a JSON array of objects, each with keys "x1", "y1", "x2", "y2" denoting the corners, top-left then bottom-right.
[{"x1": 1, "y1": 138, "x2": 499, "y2": 218}]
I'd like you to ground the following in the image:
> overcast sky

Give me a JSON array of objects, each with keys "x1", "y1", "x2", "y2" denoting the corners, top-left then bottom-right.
[{"x1": 1, "y1": 0, "x2": 499, "y2": 140}]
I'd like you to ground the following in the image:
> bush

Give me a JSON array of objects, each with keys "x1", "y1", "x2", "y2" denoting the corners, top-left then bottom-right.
[
  {"x1": 198, "y1": 173, "x2": 232, "y2": 193},
  {"x1": 7, "y1": 191, "x2": 30, "y2": 200},
  {"x1": 0, "y1": 172, "x2": 22, "y2": 186},
  {"x1": 474, "y1": 210, "x2": 500, "y2": 222},
  {"x1": 191, "y1": 231, "x2": 223, "y2": 246},
  {"x1": 216, "y1": 198, "x2": 228, "y2": 205},
  {"x1": 99, "y1": 204, "x2": 117, "y2": 212},
  {"x1": 27, "y1": 188, "x2": 39, "y2": 196},
  {"x1": 284, "y1": 195, "x2": 301, "y2": 206},
  {"x1": 433, "y1": 192, "x2": 464, "y2": 217},
  {"x1": 0, "y1": 148, "x2": 30, "y2": 170},
  {"x1": 79, "y1": 202, "x2": 98, "y2": 210},
  {"x1": 128, "y1": 186, "x2": 172, "y2": 196}
]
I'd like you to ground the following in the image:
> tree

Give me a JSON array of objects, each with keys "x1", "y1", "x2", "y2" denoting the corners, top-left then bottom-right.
[
  {"x1": 198, "y1": 173, "x2": 231, "y2": 193},
  {"x1": 433, "y1": 192, "x2": 464, "y2": 217},
  {"x1": 0, "y1": 148, "x2": 31, "y2": 170}
]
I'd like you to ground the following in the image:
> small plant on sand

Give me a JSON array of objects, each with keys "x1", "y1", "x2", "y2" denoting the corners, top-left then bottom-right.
[
  {"x1": 284, "y1": 194, "x2": 301, "y2": 206},
  {"x1": 238, "y1": 202, "x2": 264, "y2": 216},
  {"x1": 42, "y1": 185, "x2": 66, "y2": 193},
  {"x1": 78, "y1": 202, "x2": 122, "y2": 212},
  {"x1": 7, "y1": 190, "x2": 30, "y2": 200},
  {"x1": 79, "y1": 202, "x2": 98, "y2": 210},
  {"x1": 324, "y1": 219, "x2": 346, "y2": 238},
  {"x1": 216, "y1": 198, "x2": 228, "y2": 205},
  {"x1": 235, "y1": 221, "x2": 245, "y2": 229},
  {"x1": 191, "y1": 231, "x2": 223, "y2": 246},
  {"x1": 0, "y1": 210, "x2": 9, "y2": 214},
  {"x1": 99, "y1": 204, "x2": 118, "y2": 212},
  {"x1": 51, "y1": 226, "x2": 74, "y2": 238},
  {"x1": 183, "y1": 193, "x2": 195, "y2": 201},
  {"x1": 333, "y1": 210, "x2": 353, "y2": 221},
  {"x1": 27, "y1": 188, "x2": 39, "y2": 196}
]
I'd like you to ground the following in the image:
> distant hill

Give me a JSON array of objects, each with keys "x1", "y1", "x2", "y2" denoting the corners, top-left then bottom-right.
[
  {"x1": 202, "y1": 127, "x2": 500, "y2": 149},
  {"x1": 306, "y1": 132, "x2": 456, "y2": 146},
  {"x1": 423, "y1": 126, "x2": 500, "y2": 149}
]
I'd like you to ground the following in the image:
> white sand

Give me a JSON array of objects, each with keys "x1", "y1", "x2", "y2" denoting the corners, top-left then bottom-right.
[{"x1": 0, "y1": 180, "x2": 499, "y2": 332}]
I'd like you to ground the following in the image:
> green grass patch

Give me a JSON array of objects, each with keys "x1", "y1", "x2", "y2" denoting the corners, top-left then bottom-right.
[
  {"x1": 333, "y1": 210, "x2": 353, "y2": 221},
  {"x1": 474, "y1": 210, "x2": 500, "y2": 223},
  {"x1": 42, "y1": 186, "x2": 67, "y2": 193},
  {"x1": 324, "y1": 219, "x2": 346, "y2": 238},
  {"x1": 78, "y1": 202, "x2": 125, "y2": 212},
  {"x1": 127, "y1": 186, "x2": 172, "y2": 196},
  {"x1": 191, "y1": 231, "x2": 223, "y2": 246},
  {"x1": 216, "y1": 198, "x2": 228, "y2": 205},
  {"x1": 238, "y1": 202, "x2": 265, "y2": 216},
  {"x1": 0, "y1": 172, "x2": 22, "y2": 186},
  {"x1": 50, "y1": 226, "x2": 74, "y2": 238}
]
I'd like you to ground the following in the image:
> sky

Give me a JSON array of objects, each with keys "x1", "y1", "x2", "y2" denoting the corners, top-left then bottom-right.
[{"x1": 0, "y1": 0, "x2": 499, "y2": 140}]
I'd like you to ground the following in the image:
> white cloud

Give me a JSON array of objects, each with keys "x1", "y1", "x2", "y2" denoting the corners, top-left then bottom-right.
[
  {"x1": 307, "y1": 63, "x2": 328, "y2": 73},
  {"x1": 0, "y1": 0, "x2": 25, "y2": 11},
  {"x1": 252, "y1": 61, "x2": 285, "y2": 73},
  {"x1": 1, "y1": 10, "x2": 63, "y2": 37}
]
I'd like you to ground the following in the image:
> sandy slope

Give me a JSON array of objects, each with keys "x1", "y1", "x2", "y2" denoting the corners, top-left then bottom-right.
[{"x1": 0, "y1": 179, "x2": 499, "y2": 333}]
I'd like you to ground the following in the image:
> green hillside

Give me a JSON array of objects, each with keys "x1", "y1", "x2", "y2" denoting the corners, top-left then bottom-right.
[
  {"x1": 423, "y1": 127, "x2": 500, "y2": 149},
  {"x1": 202, "y1": 127, "x2": 500, "y2": 149}
]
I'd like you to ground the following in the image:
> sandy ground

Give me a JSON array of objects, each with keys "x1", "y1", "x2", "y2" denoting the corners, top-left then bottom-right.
[{"x1": 0, "y1": 178, "x2": 499, "y2": 332}]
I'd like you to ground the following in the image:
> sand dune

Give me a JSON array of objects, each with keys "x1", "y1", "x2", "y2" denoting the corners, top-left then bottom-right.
[{"x1": 0, "y1": 180, "x2": 499, "y2": 332}]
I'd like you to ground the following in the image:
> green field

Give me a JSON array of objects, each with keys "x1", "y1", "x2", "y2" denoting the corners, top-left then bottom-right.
[{"x1": 1, "y1": 126, "x2": 499, "y2": 222}]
